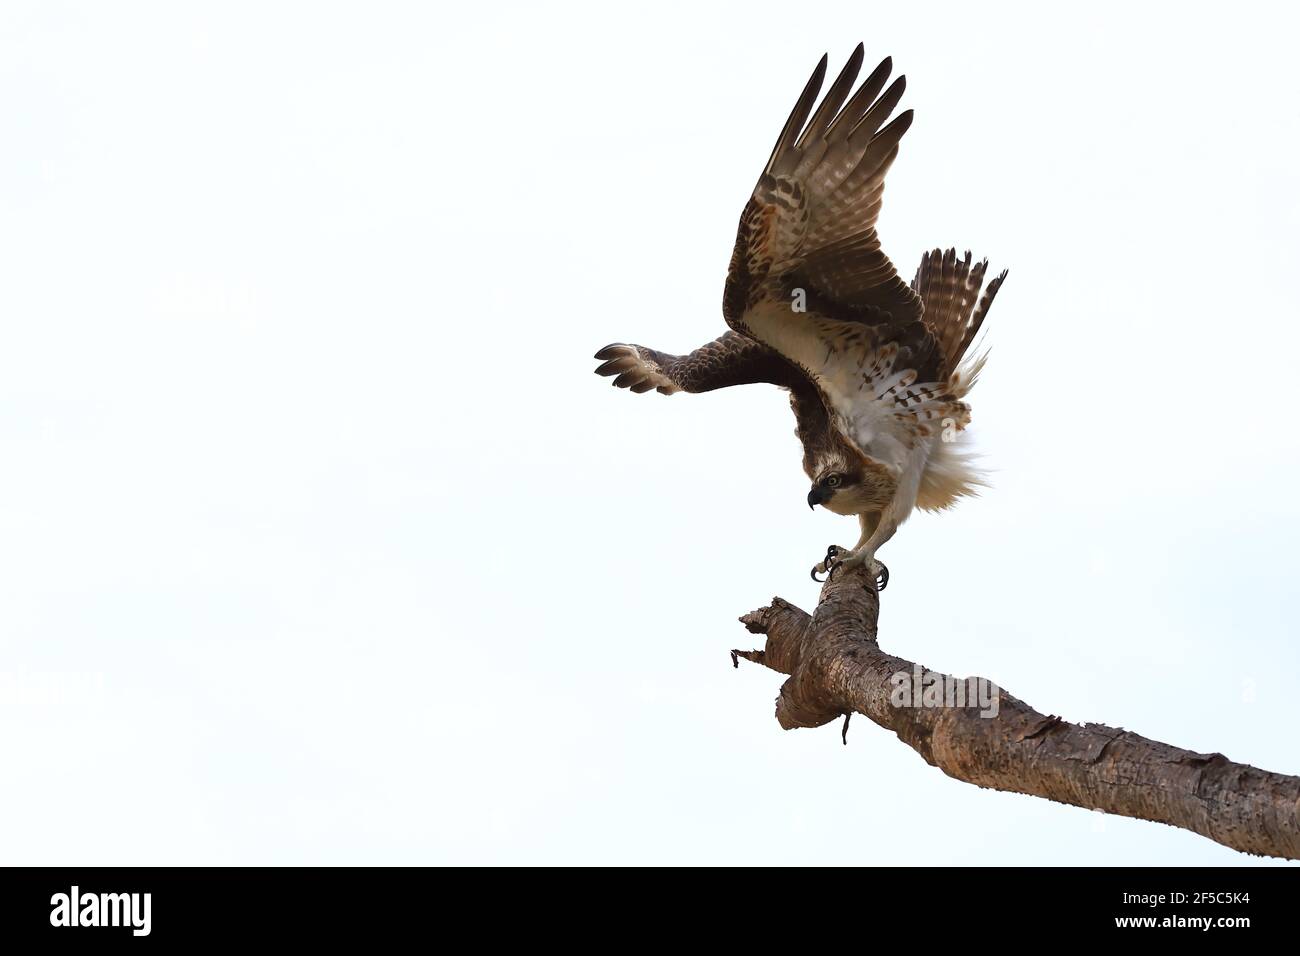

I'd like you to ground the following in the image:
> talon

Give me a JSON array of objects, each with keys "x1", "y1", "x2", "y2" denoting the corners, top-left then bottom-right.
[
  {"x1": 875, "y1": 562, "x2": 890, "y2": 592},
  {"x1": 812, "y1": 545, "x2": 845, "y2": 584},
  {"x1": 811, "y1": 545, "x2": 843, "y2": 583}
]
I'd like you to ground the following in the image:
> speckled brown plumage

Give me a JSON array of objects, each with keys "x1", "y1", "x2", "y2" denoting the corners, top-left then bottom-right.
[
  {"x1": 594, "y1": 332, "x2": 801, "y2": 395},
  {"x1": 593, "y1": 44, "x2": 1008, "y2": 571},
  {"x1": 912, "y1": 248, "x2": 1007, "y2": 380}
]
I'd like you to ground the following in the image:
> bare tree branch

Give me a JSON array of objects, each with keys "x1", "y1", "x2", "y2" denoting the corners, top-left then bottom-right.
[{"x1": 732, "y1": 567, "x2": 1300, "y2": 858}]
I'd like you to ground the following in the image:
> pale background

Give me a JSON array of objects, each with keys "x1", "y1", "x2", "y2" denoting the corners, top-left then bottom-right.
[{"x1": 2, "y1": 1, "x2": 1297, "y2": 865}]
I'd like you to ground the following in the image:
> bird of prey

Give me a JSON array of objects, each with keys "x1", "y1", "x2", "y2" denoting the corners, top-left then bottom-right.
[{"x1": 594, "y1": 45, "x2": 1006, "y2": 588}]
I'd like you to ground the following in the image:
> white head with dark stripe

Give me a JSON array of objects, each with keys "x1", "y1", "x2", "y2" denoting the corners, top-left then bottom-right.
[{"x1": 803, "y1": 447, "x2": 895, "y2": 516}]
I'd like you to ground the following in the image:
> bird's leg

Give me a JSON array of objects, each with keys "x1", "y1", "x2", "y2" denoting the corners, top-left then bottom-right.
[
  {"x1": 826, "y1": 513, "x2": 894, "y2": 590},
  {"x1": 813, "y1": 449, "x2": 928, "y2": 589},
  {"x1": 813, "y1": 513, "x2": 888, "y2": 587}
]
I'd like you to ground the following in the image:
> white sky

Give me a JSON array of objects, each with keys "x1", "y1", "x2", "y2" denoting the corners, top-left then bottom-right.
[{"x1": 2, "y1": 1, "x2": 1298, "y2": 865}]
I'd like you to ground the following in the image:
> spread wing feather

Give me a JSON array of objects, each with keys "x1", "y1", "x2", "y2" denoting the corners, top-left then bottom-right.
[
  {"x1": 594, "y1": 332, "x2": 845, "y2": 478},
  {"x1": 592, "y1": 46, "x2": 1008, "y2": 520},
  {"x1": 722, "y1": 47, "x2": 951, "y2": 468},
  {"x1": 594, "y1": 331, "x2": 802, "y2": 395}
]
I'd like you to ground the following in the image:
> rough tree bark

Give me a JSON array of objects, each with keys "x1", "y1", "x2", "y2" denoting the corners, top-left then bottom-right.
[{"x1": 731, "y1": 565, "x2": 1300, "y2": 859}]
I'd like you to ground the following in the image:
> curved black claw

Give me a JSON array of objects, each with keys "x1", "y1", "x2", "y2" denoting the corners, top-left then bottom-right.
[
  {"x1": 874, "y1": 562, "x2": 890, "y2": 592},
  {"x1": 811, "y1": 545, "x2": 843, "y2": 583}
]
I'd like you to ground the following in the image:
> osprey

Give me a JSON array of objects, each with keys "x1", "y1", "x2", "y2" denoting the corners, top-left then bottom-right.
[{"x1": 594, "y1": 45, "x2": 1006, "y2": 588}]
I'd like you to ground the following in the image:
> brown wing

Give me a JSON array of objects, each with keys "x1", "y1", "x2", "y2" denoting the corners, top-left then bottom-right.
[
  {"x1": 722, "y1": 45, "x2": 921, "y2": 331},
  {"x1": 593, "y1": 331, "x2": 804, "y2": 395},
  {"x1": 718, "y1": 48, "x2": 971, "y2": 466},
  {"x1": 594, "y1": 331, "x2": 857, "y2": 490}
]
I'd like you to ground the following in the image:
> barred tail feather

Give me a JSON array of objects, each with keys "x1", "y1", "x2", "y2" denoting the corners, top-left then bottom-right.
[
  {"x1": 911, "y1": 246, "x2": 1005, "y2": 512},
  {"x1": 912, "y1": 247, "x2": 1007, "y2": 385}
]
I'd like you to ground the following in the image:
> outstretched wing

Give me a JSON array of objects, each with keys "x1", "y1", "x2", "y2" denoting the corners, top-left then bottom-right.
[
  {"x1": 723, "y1": 45, "x2": 921, "y2": 330},
  {"x1": 594, "y1": 331, "x2": 849, "y2": 484},
  {"x1": 722, "y1": 47, "x2": 956, "y2": 470},
  {"x1": 593, "y1": 331, "x2": 803, "y2": 395}
]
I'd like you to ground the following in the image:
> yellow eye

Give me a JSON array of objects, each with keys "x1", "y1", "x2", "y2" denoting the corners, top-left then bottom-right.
[{"x1": 826, "y1": 475, "x2": 841, "y2": 488}]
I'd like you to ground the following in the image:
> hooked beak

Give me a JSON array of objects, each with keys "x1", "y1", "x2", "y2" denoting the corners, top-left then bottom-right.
[{"x1": 807, "y1": 486, "x2": 825, "y2": 510}]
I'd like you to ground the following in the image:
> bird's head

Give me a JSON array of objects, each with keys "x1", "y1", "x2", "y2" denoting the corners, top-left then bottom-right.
[
  {"x1": 805, "y1": 454, "x2": 866, "y2": 516},
  {"x1": 804, "y1": 450, "x2": 894, "y2": 516},
  {"x1": 806, "y1": 470, "x2": 858, "y2": 515}
]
